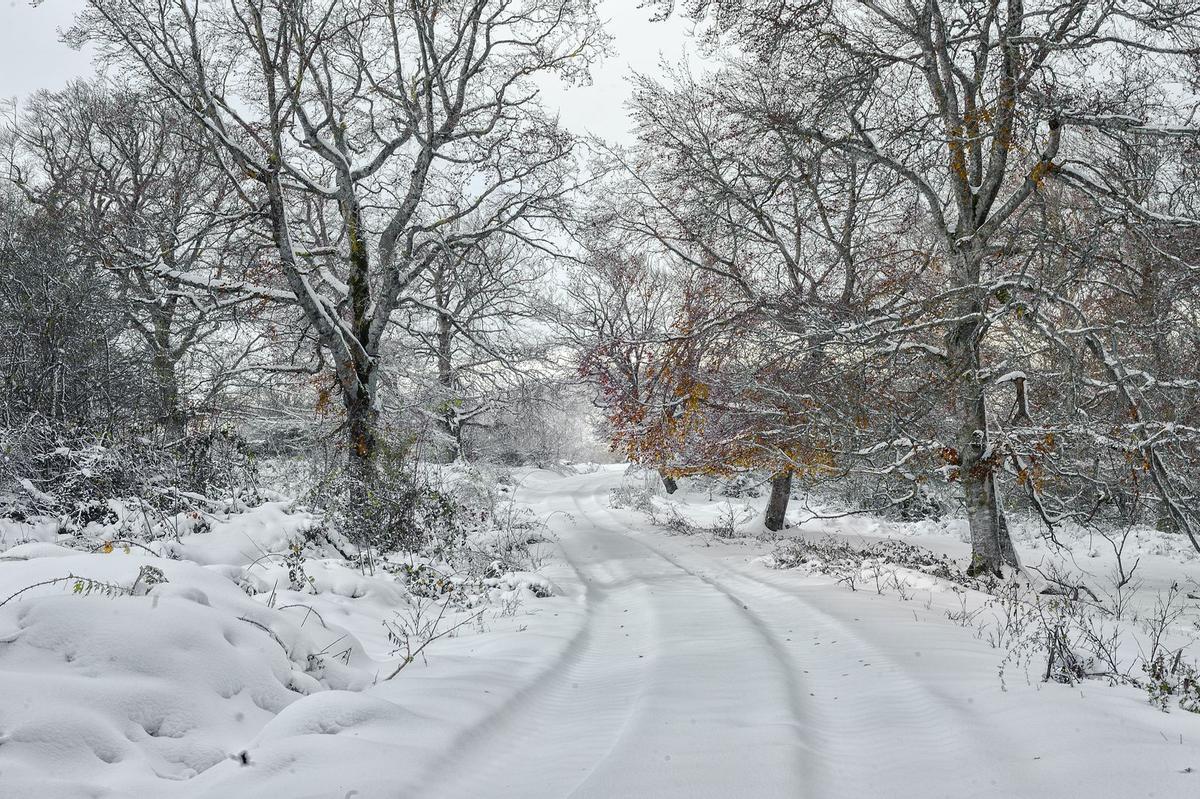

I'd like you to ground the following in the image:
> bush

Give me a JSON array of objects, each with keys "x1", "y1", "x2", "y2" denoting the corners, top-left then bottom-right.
[
  {"x1": 609, "y1": 482, "x2": 657, "y2": 513},
  {"x1": 1145, "y1": 652, "x2": 1200, "y2": 713},
  {"x1": 366, "y1": 477, "x2": 461, "y2": 554},
  {"x1": 176, "y1": 429, "x2": 262, "y2": 505},
  {"x1": 767, "y1": 536, "x2": 995, "y2": 591},
  {"x1": 1, "y1": 419, "x2": 268, "y2": 541},
  {"x1": 697, "y1": 473, "x2": 762, "y2": 499},
  {"x1": 298, "y1": 438, "x2": 463, "y2": 555},
  {"x1": 956, "y1": 566, "x2": 1200, "y2": 714}
]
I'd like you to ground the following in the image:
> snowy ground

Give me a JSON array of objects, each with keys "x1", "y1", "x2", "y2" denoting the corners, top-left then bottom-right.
[{"x1": 2, "y1": 466, "x2": 1199, "y2": 797}]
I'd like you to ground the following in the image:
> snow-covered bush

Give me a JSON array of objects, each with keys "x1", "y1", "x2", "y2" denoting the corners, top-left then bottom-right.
[
  {"x1": 766, "y1": 531, "x2": 1200, "y2": 714},
  {"x1": 364, "y1": 475, "x2": 462, "y2": 554},
  {"x1": 608, "y1": 481, "x2": 657, "y2": 513},
  {"x1": 295, "y1": 439, "x2": 463, "y2": 555},
  {"x1": 1, "y1": 420, "x2": 266, "y2": 540},
  {"x1": 690, "y1": 473, "x2": 763, "y2": 499},
  {"x1": 0, "y1": 540, "x2": 379, "y2": 794},
  {"x1": 706, "y1": 502, "x2": 756, "y2": 539},
  {"x1": 175, "y1": 428, "x2": 263, "y2": 505},
  {"x1": 1145, "y1": 651, "x2": 1200, "y2": 713},
  {"x1": 375, "y1": 468, "x2": 559, "y2": 604},
  {"x1": 765, "y1": 536, "x2": 993, "y2": 591}
]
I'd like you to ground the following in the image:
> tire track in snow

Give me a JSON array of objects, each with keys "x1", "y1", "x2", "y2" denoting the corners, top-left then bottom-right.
[
  {"x1": 402, "y1": 505, "x2": 652, "y2": 798},
  {"x1": 556, "y1": 491, "x2": 815, "y2": 798},
  {"x1": 412, "y1": 476, "x2": 814, "y2": 798},
  {"x1": 595, "y1": 486, "x2": 1042, "y2": 798}
]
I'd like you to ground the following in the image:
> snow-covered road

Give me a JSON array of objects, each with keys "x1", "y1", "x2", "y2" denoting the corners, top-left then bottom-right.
[
  {"x1": 409, "y1": 469, "x2": 1200, "y2": 798},
  {"x1": 421, "y1": 477, "x2": 811, "y2": 797}
]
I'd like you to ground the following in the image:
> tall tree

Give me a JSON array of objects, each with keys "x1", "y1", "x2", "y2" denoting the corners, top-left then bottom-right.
[
  {"x1": 563, "y1": 236, "x2": 686, "y2": 490},
  {"x1": 8, "y1": 80, "x2": 254, "y2": 438},
  {"x1": 402, "y1": 234, "x2": 550, "y2": 462},
  {"x1": 645, "y1": 0, "x2": 1200, "y2": 573},
  {"x1": 70, "y1": 0, "x2": 603, "y2": 514},
  {"x1": 0, "y1": 186, "x2": 140, "y2": 431},
  {"x1": 598, "y1": 65, "x2": 914, "y2": 525}
]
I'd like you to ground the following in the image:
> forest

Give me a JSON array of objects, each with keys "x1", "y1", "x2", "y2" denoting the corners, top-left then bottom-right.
[{"x1": 1, "y1": 1, "x2": 1199, "y2": 797}]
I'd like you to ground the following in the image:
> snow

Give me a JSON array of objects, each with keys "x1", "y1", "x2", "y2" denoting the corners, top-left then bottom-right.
[
  {"x1": 1, "y1": 466, "x2": 1198, "y2": 797},
  {"x1": 156, "y1": 501, "x2": 324, "y2": 566}
]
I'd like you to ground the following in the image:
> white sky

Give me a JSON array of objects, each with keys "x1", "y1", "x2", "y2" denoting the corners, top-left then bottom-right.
[{"x1": 0, "y1": 0, "x2": 694, "y2": 143}]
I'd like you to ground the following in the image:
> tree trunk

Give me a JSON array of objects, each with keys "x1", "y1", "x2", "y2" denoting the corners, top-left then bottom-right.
[
  {"x1": 1140, "y1": 258, "x2": 1176, "y2": 533},
  {"x1": 435, "y1": 311, "x2": 462, "y2": 463},
  {"x1": 946, "y1": 253, "x2": 1019, "y2": 576},
  {"x1": 764, "y1": 471, "x2": 792, "y2": 532},
  {"x1": 153, "y1": 351, "x2": 185, "y2": 440},
  {"x1": 440, "y1": 409, "x2": 463, "y2": 463},
  {"x1": 660, "y1": 472, "x2": 678, "y2": 494},
  {"x1": 344, "y1": 379, "x2": 379, "y2": 547},
  {"x1": 267, "y1": 169, "x2": 381, "y2": 531}
]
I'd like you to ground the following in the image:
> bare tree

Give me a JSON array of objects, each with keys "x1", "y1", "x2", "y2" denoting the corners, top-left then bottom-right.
[
  {"x1": 562, "y1": 234, "x2": 684, "y2": 490},
  {"x1": 594, "y1": 63, "x2": 916, "y2": 522},
  {"x1": 641, "y1": 0, "x2": 1200, "y2": 573},
  {"x1": 69, "y1": 0, "x2": 604, "y2": 516},
  {"x1": 401, "y1": 233, "x2": 550, "y2": 462},
  {"x1": 7, "y1": 80, "x2": 257, "y2": 438},
  {"x1": 0, "y1": 184, "x2": 142, "y2": 431}
]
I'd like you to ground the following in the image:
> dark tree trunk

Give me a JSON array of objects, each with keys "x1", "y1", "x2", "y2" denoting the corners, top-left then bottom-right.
[
  {"x1": 660, "y1": 472, "x2": 678, "y2": 494},
  {"x1": 344, "y1": 379, "x2": 379, "y2": 546},
  {"x1": 1140, "y1": 258, "x2": 1176, "y2": 533},
  {"x1": 946, "y1": 252, "x2": 1019, "y2": 576},
  {"x1": 264, "y1": 165, "x2": 382, "y2": 540},
  {"x1": 153, "y1": 351, "x2": 185, "y2": 440},
  {"x1": 146, "y1": 262, "x2": 187, "y2": 441},
  {"x1": 435, "y1": 311, "x2": 461, "y2": 463},
  {"x1": 764, "y1": 471, "x2": 792, "y2": 532}
]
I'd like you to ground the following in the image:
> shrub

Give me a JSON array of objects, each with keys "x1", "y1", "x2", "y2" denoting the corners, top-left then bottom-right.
[
  {"x1": 609, "y1": 482, "x2": 657, "y2": 514},
  {"x1": 176, "y1": 429, "x2": 262, "y2": 506},
  {"x1": 1, "y1": 419, "x2": 269, "y2": 540},
  {"x1": 1145, "y1": 652, "x2": 1200, "y2": 713},
  {"x1": 767, "y1": 536, "x2": 996, "y2": 591}
]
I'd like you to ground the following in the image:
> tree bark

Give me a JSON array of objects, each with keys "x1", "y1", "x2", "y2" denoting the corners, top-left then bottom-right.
[
  {"x1": 1140, "y1": 257, "x2": 1177, "y2": 533},
  {"x1": 153, "y1": 350, "x2": 185, "y2": 440},
  {"x1": 435, "y1": 310, "x2": 462, "y2": 463},
  {"x1": 264, "y1": 169, "x2": 380, "y2": 526},
  {"x1": 764, "y1": 471, "x2": 792, "y2": 532},
  {"x1": 946, "y1": 253, "x2": 1019, "y2": 576},
  {"x1": 344, "y1": 378, "x2": 379, "y2": 546},
  {"x1": 660, "y1": 472, "x2": 678, "y2": 494}
]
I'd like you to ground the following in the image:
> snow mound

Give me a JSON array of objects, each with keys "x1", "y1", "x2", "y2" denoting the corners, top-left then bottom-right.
[
  {"x1": 155, "y1": 502, "x2": 327, "y2": 566},
  {"x1": 0, "y1": 478, "x2": 565, "y2": 798},
  {"x1": 254, "y1": 691, "x2": 417, "y2": 740},
  {"x1": 0, "y1": 541, "x2": 80, "y2": 560},
  {"x1": 0, "y1": 546, "x2": 378, "y2": 798}
]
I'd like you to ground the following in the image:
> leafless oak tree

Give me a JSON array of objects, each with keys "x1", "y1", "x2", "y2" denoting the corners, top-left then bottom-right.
[{"x1": 68, "y1": 0, "x2": 605, "y2": 515}]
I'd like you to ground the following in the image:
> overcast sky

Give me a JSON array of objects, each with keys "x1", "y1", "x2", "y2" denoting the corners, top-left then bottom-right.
[{"x1": 0, "y1": 0, "x2": 694, "y2": 142}]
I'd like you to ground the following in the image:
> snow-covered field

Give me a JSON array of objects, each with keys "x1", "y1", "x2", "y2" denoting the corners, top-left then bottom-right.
[{"x1": 2, "y1": 466, "x2": 1198, "y2": 797}]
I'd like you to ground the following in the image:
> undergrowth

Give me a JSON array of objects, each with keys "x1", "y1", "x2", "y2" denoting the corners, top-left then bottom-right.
[{"x1": 768, "y1": 536, "x2": 1200, "y2": 715}]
